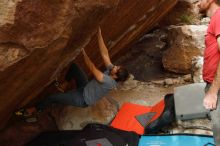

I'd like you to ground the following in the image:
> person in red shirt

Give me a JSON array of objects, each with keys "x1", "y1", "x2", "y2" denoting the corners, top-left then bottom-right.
[{"x1": 198, "y1": 0, "x2": 220, "y2": 145}]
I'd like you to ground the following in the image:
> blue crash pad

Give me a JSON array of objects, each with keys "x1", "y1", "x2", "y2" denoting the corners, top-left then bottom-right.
[{"x1": 139, "y1": 134, "x2": 214, "y2": 146}]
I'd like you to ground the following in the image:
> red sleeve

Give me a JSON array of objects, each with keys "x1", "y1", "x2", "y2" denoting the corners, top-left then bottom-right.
[{"x1": 214, "y1": 11, "x2": 220, "y2": 37}]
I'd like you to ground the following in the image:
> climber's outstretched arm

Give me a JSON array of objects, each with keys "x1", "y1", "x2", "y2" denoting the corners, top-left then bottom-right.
[
  {"x1": 82, "y1": 48, "x2": 104, "y2": 83},
  {"x1": 98, "y1": 27, "x2": 113, "y2": 67}
]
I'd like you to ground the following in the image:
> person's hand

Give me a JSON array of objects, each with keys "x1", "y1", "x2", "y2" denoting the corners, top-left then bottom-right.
[
  {"x1": 98, "y1": 26, "x2": 101, "y2": 36},
  {"x1": 203, "y1": 92, "x2": 218, "y2": 110},
  {"x1": 82, "y1": 48, "x2": 85, "y2": 54}
]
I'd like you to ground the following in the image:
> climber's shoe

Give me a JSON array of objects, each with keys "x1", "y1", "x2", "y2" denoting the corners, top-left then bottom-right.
[
  {"x1": 25, "y1": 116, "x2": 38, "y2": 123},
  {"x1": 14, "y1": 107, "x2": 37, "y2": 117},
  {"x1": 53, "y1": 80, "x2": 65, "y2": 93},
  {"x1": 15, "y1": 108, "x2": 31, "y2": 117}
]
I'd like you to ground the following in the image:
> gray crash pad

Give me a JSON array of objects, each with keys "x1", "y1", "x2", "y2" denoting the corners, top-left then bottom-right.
[{"x1": 174, "y1": 83, "x2": 210, "y2": 121}]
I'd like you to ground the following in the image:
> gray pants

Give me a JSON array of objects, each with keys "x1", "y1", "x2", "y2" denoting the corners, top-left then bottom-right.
[
  {"x1": 36, "y1": 64, "x2": 89, "y2": 110},
  {"x1": 205, "y1": 84, "x2": 220, "y2": 146}
]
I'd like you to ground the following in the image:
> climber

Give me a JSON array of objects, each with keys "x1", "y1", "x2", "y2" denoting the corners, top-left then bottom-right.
[{"x1": 15, "y1": 27, "x2": 129, "y2": 117}]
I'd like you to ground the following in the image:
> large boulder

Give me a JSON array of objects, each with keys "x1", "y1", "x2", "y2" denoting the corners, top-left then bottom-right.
[
  {"x1": 0, "y1": 0, "x2": 118, "y2": 129},
  {"x1": 162, "y1": 25, "x2": 207, "y2": 74},
  {"x1": 0, "y1": 0, "x2": 177, "y2": 130},
  {"x1": 75, "y1": 0, "x2": 178, "y2": 68}
]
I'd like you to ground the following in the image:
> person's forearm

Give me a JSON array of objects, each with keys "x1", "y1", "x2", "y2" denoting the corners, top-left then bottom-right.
[
  {"x1": 209, "y1": 38, "x2": 220, "y2": 93},
  {"x1": 217, "y1": 36, "x2": 220, "y2": 51},
  {"x1": 98, "y1": 28, "x2": 109, "y2": 58},
  {"x1": 209, "y1": 63, "x2": 220, "y2": 94},
  {"x1": 82, "y1": 48, "x2": 104, "y2": 82},
  {"x1": 82, "y1": 49, "x2": 96, "y2": 72}
]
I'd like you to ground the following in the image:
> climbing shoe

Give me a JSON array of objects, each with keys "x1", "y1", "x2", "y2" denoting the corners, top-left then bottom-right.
[
  {"x1": 53, "y1": 80, "x2": 65, "y2": 92},
  {"x1": 15, "y1": 107, "x2": 37, "y2": 117},
  {"x1": 15, "y1": 108, "x2": 32, "y2": 117},
  {"x1": 25, "y1": 116, "x2": 38, "y2": 123},
  {"x1": 15, "y1": 108, "x2": 38, "y2": 123}
]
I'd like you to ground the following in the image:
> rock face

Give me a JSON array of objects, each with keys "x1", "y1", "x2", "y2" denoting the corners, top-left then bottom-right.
[
  {"x1": 159, "y1": 0, "x2": 200, "y2": 26},
  {"x1": 162, "y1": 25, "x2": 207, "y2": 74},
  {"x1": 76, "y1": 0, "x2": 178, "y2": 68},
  {"x1": 0, "y1": 0, "x2": 177, "y2": 130},
  {"x1": 0, "y1": 0, "x2": 119, "y2": 129},
  {"x1": 192, "y1": 56, "x2": 204, "y2": 83},
  {"x1": 160, "y1": 0, "x2": 208, "y2": 77},
  {"x1": 115, "y1": 29, "x2": 168, "y2": 82}
]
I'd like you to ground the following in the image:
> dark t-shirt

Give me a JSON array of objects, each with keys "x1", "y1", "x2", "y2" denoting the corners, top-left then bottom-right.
[{"x1": 83, "y1": 65, "x2": 117, "y2": 105}]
